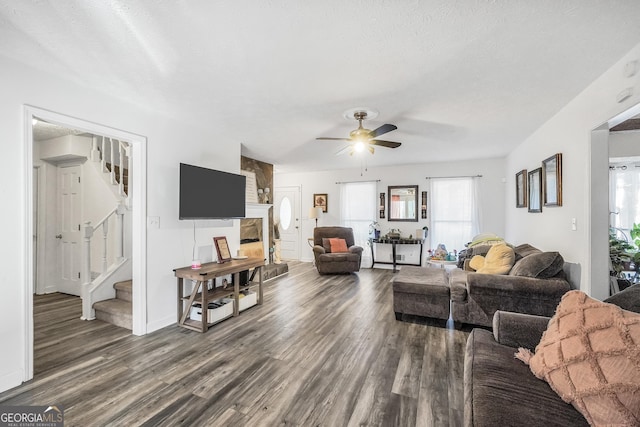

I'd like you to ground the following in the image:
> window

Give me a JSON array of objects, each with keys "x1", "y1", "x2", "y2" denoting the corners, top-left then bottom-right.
[
  {"x1": 340, "y1": 181, "x2": 377, "y2": 264},
  {"x1": 609, "y1": 164, "x2": 640, "y2": 240},
  {"x1": 429, "y1": 177, "x2": 480, "y2": 253}
]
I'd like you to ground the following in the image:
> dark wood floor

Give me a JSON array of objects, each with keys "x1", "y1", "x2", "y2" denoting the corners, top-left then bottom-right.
[{"x1": 0, "y1": 262, "x2": 470, "y2": 426}]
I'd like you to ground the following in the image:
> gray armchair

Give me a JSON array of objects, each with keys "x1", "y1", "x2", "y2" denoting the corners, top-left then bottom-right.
[{"x1": 313, "y1": 226, "x2": 363, "y2": 274}]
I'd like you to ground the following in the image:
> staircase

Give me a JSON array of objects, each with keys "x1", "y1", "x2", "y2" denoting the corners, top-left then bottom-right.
[
  {"x1": 80, "y1": 135, "x2": 133, "y2": 330},
  {"x1": 93, "y1": 280, "x2": 132, "y2": 330},
  {"x1": 106, "y1": 162, "x2": 128, "y2": 195}
]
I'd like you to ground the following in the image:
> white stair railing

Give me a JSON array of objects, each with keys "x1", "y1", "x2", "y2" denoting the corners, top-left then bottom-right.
[
  {"x1": 97, "y1": 136, "x2": 131, "y2": 204},
  {"x1": 81, "y1": 201, "x2": 127, "y2": 320}
]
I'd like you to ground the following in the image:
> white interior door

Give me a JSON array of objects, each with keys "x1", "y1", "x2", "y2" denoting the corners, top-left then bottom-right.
[
  {"x1": 275, "y1": 186, "x2": 300, "y2": 260},
  {"x1": 57, "y1": 165, "x2": 82, "y2": 296}
]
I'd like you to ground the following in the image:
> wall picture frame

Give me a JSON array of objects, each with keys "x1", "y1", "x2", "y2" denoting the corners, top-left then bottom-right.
[
  {"x1": 421, "y1": 191, "x2": 428, "y2": 219},
  {"x1": 379, "y1": 192, "x2": 385, "y2": 218},
  {"x1": 314, "y1": 193, "x2": 328, "y2": 213},
  {"x1": 528, "y1": 168, "x2": 542, "y2": 213},
  {"x1": 542, "y1": 153, "x2": 562, "y2": 206},
  {"x1": 213, "y1": 236, "x2": 232, "y2": 263},
  {"x1": 516, "y1": 169, "x2": 527, "y2": 208}
]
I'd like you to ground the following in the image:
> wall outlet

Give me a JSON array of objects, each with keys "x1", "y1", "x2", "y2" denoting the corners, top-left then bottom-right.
[{"x1": 571, "y1": 217, "x2": 577, "y2": 231}]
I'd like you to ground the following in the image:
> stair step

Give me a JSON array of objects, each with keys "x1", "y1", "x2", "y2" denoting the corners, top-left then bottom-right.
[
  {"x1": 94, "y1": 299, "x2": 132, "y2": 330},
  {"x1": 114, "y1": 280, "x2": 132, "y2": 302}
]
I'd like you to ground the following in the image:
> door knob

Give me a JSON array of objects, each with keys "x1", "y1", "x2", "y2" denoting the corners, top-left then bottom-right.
[{"x1": 55, "y1": 234, "x2": 62, "y2": 239}]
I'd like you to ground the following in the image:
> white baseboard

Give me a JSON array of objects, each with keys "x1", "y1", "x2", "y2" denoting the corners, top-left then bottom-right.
[
  {"x1": 146, "y1": 314, "x2": 175, "y2": 334},
  {"x1": 0, "y1": 369, "x2": 24, "y2": 394}
]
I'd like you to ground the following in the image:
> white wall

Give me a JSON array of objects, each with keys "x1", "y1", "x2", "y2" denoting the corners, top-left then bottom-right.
[
  {"x1": 0, "y1": 56, "x2": 242, "y2": 392},
  {"x1": 505, "y1": 42, "x2": 640, "y2": 300},
  {"x1": 275, "y1": 157, "x2": 506, "y2": 262}
]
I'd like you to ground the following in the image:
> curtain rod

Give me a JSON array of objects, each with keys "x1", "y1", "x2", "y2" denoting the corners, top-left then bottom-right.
[
  {"x1": 425, "y1": 174, "x2": 483, "y2": 179},
  {"x1": 335, "y1": 179, "x2": 381, "y2": 184}
]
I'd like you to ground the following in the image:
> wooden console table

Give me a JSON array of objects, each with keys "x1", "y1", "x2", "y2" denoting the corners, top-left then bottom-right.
[
  {"x1": 173, "y1": 257, "x2": 264, "y2": 332},
  {"x1": 370, "y1": 238, "x2": 425, "y2": 272}
]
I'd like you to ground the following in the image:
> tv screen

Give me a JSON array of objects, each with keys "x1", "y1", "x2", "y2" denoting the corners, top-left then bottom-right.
[{"x1": 179, "y1": 163, "x2": 246, "y2": 219}]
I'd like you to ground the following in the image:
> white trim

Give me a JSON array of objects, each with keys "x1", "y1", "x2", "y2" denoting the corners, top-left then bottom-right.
[
  {"x1": 23, "y1": 106, "x2": 148, "y2": 382},
  {"x1": 23, "y1": 108, "x2": 34, "y2": 382},
  {"x1": 145, "y1": 314, "x2": 175, "y2": 334},
  {"x1": 245, "y1": 203, "x2": 273, "y2": 261}
]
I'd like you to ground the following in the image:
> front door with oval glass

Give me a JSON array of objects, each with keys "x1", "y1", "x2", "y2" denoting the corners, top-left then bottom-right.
[{"x1": 274, "y1": 186, "x2": 300, "y2": 261}]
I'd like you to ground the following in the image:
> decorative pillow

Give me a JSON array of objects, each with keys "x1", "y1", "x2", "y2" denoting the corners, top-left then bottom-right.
[
  {"x1": 513, "y1": 243, "x2": 542, "y2": 261},
  {"x1": 509, "y1": 251, "x2": 564, "y2": 279},
  {"x1": 516, "y1": 291, "x2": 640, "y2": 426},
  {"x1": 322, "y1": 238, "x2": 348, "y2": 253},
  {"x1": 469, "y1": 255, "x2": 486, "y2": 271},
  {"x1": 475, "y1": 243, "x2": 514, "y2": 275}
]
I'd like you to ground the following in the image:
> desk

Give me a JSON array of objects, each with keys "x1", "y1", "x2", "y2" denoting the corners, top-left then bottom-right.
[
  {"x1": 174, "y1": 257, "x2": 264, "y2": 332},
  {"x1": 370, "y1": 238, "x2": 425, "y2": 272}
]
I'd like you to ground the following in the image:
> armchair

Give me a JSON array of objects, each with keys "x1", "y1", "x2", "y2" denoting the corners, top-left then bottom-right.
[{"x1": 312, "y1": 226, "x2": 363, "y2": 274}]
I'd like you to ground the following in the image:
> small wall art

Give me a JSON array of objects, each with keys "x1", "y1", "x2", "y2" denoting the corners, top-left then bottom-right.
[
  {"x1": 528, "y1": 168, "x2": 542, "y2": 213},
  {"x1": 421, "y1": 191, "x2": 428, "y2": 219},
  {"x1": 314, "y1": 193, "x2": 328, "y2": 213},
  {"x1": 516, "y1": 169, "x2": 527, "y2": 208},
  {"x1": 542, "y1": 153, "x2": 562, "y2": 206},
  {"x1": 379, "y1": 192, "x2": 385, "y2": 218}
]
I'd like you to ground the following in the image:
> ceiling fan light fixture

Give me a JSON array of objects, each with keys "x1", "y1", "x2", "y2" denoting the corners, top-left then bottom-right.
[{"x1": 354, "y1": 141, "x2": 366, "y2": 152}]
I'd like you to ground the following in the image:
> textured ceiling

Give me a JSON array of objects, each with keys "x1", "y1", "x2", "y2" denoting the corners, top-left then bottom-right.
[{"x1": 2, "y1": 1, "x2": 640, "y2": 172}]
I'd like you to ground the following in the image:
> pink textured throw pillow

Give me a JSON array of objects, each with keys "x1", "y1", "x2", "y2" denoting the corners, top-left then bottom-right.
[{"x1": 517, "y1": 290, "x2": 640, "y2": 426}]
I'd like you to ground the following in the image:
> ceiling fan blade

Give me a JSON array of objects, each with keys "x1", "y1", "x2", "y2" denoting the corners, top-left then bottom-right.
[
  {"x1": 369, "y1": 124, "x2": 397, "y2": 138},
  {"x1": 317, "y1": 137, "x2": 352, "y2": 141},
  {"x1": 370, "y1": 139, "x2": 401, "y2": 149},
  {"x1": 368, "y1": 145, "x2": 375, "y2": 154}
]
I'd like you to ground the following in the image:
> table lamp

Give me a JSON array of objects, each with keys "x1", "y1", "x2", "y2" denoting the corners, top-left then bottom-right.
[{"x1": 309, "y1": 207, "x2": 323, "y2": 227}]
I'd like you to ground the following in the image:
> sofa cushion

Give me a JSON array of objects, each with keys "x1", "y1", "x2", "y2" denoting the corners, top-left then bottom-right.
[
  {"x1": 317, "y1": 252, "x2": 359, "y2": 262},
  {"x1": 322, "y1": 238, "x2": 348, "y2": 253},
  {"x1": 448, "y1": 269, "x2": 469, "y2": 302},
  {"x1": 509, "y1": 251, "x2": 563, "y2": 279},
  {"x1": 513, "y1": 243, "x2": 542, "y2": 261},
  {"x1": 524, "y1": 291, "x2": 640, "y2": 426},
  {"x1": 604, "y1": 283, "x2": 640, "y2": 313},
  {"x1": 465, "y1": 328, "x2": 588, "y2": 426},
  {"x1": 475, "y1": 244, "x2": 514, "y2": 275}
]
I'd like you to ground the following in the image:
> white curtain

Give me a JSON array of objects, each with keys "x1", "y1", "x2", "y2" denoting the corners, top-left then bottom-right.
[
  {"x1": 609, "y1": 165, "x2": 640, "y2": 240},
  {"x1": 429, "y1": 177, "x2": 480, "y2": 253},
  {"x1": 340, "y1": 181, "x2": 377, "y2": 266}
]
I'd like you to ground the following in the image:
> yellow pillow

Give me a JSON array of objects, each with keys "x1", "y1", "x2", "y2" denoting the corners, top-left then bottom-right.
[
  {"x1": 469, "y1": 255, "x2": 486, "y2": 271},
  {"x1": 476, "y1": 244, "x2": 514, "y2": 275}
]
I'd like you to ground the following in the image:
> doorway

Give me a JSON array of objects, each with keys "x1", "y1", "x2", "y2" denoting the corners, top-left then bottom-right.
[
  {"x1": 23, "y1": 106, "x2": 148, "y2": 382},
  {"x1": 274, "y1": 186, "x2": 301, "y2": 260},
  {"x1": 589, "y1": 102, "x2": 640, "y2": 300}
]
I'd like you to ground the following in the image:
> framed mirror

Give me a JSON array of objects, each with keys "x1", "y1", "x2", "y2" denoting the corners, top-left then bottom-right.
[{"x1": 388, "y1": 185, "x2": 419, "y2": 222}]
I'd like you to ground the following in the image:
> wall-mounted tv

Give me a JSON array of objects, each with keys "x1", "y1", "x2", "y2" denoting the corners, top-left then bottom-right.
[{"x1": 179, "y1": 163, "x2": 246, "y2": 219}]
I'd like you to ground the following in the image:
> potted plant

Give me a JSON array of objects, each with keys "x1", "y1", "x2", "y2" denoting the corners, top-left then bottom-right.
[{"x1": 609, "y1": 228, "x2": 635, "y2": 290}]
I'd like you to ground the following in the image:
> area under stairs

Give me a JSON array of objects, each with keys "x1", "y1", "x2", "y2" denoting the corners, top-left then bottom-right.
[{"x1": 93, "y1": 280, "x2": 132, "y2": 330}]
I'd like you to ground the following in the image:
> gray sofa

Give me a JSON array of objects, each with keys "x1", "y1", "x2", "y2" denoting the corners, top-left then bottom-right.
[
  {"x1": 464, "y1": 284, "x2": 640, "y2": 426},
  {"x1": 449, "y1": 244, "x2": 572, "y2": 327},
  {"x1": 312, "y1": 226, "x2": 363, "y2": 274}
]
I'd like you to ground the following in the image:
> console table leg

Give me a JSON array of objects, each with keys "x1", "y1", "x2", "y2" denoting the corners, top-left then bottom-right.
[{"x1": 392, "y1": 242, "x2": 397, "y2": 273}]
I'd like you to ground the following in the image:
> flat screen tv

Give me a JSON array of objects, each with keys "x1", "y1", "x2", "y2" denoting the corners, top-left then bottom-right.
[{"x1": 179, "y1": 163, "x2": 246, "y2": 219}]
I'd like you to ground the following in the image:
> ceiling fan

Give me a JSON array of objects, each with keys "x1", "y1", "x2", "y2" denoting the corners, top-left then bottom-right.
[{"x1": 316, "y1": 111, "x2": 401, "y2": 155}]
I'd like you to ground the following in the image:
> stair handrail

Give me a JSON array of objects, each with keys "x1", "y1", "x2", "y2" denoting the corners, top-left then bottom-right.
[
  {"x1": 97, "y1": 136, "x2": 131, "y2": 202},
  {"x1": 81, "y1": 201, "x2": 127, "y2": 319}
]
